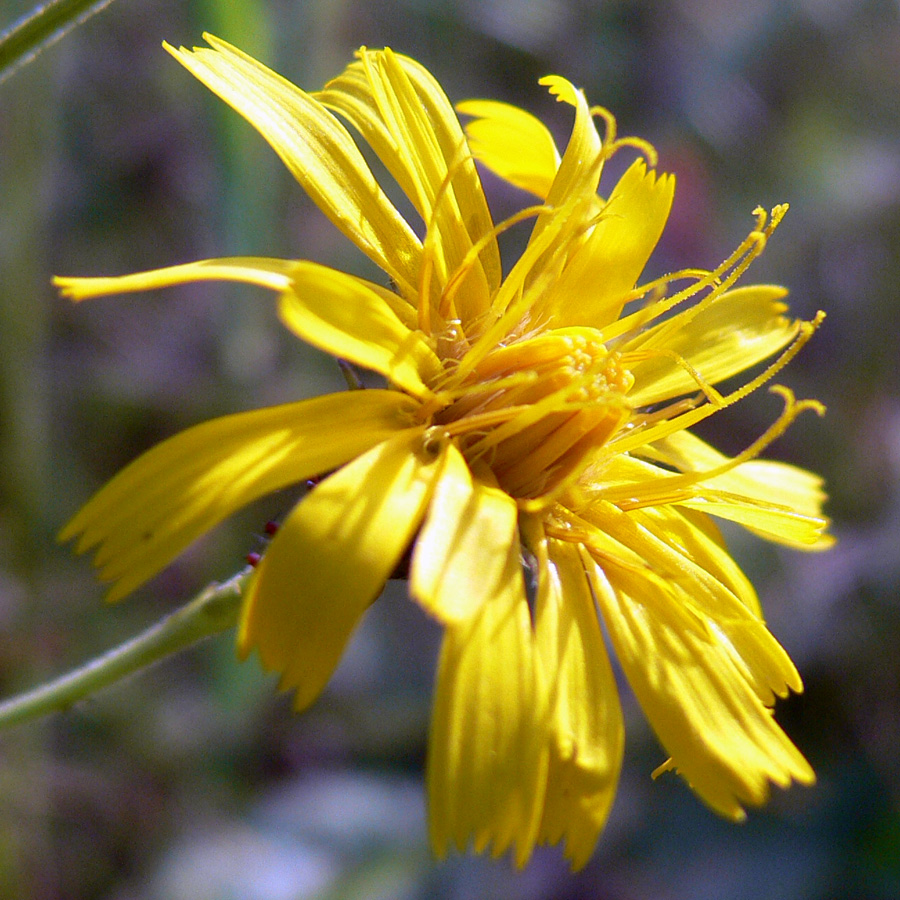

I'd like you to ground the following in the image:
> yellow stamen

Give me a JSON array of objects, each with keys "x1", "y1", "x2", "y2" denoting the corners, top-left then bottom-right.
[
  {"x1": 603, "y1": 385, "x2": 826, "y2": 510},
  {"x1": 610, "y1": 311, "x2": 824, "y2": 457},
  {"x1": 603, "y1": 205, "x2": 787, "y2": 345}
]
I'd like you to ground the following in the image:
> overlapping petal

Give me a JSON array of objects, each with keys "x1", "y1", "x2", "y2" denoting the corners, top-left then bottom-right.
[
  {"x1": 278, "y1": 261, "x2": 442, "y2": 398},
  {"x1": 427, "y1": 537, "x2": 548, "y2": 867},
  {"x1": 60, "y1": 391, "x2": 417, "y2": 602},
  {"x1": 410, "y1": 448, "x2": 518, "y2": 623},
  {"x1": 644, "y1": 430, "x2": 833, "y2": 548},
  {"x1": 534, "y1": 159, "x2": 675, "y2": 329},
  {"x1": 579, "y1": 500, "x2": 803, "y2": 703},
  {"x1": 318, "y1": 50, "x2": 501, "y2": 321},
  {"x1": 537, "y1": 76, "x2": 605, "y2": 232},
  {"x1": 239, "y1": 427, "x2": 447, "y2": 710},
  {"x1": 578, "y1": 504, "x2": 814, "y2": 820},
  {"x1": 165, "y1": 35, "x2": 423, "y2": 297},
  {"x1": 533, "y1": 533, "x2": 623, "y2": 870},
  {"x1": 638, "y1": 505, "x2": 763, "y2": 617},
  {"x1": 625, "y1": 285, "x2": 799, "y2": 406}
]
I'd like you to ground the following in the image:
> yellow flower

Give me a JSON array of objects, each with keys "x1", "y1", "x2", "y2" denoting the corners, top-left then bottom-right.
[{"x1": 57, "y1": 36, "x2": 833, "y2": 869}]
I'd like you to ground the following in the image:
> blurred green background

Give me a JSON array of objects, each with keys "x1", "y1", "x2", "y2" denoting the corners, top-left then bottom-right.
[{"x1": 1, "y1": 0, "x2": 898, "y2": 897}]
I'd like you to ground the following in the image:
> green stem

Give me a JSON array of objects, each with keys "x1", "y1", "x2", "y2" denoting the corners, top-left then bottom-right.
[
  {"x1": 0, "y1": 0, "x2": 118, "y2": 85},
  {"x1": 0, "y1": 570, "x2": 248, "y2": 731}
]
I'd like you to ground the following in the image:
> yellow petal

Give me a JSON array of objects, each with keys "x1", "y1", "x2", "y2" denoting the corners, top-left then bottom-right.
[
  {"x1": 165, "y1": 35, "x2": 423, "y2": 298},
  {"x1": 505, "y1": 76, "x2": 605, "y2": 294},
  {"x1": 427, "y1": 538, "x2": 548, "y2": 868},
  {"x1": 55, "y1": 257, "x2": 438, "y2": 398},
  {"x1": 662, "y1": 506, "x2": 763, "y2": 618},
  {"x1": 55, "y1": 256, "x2": 298, "y2": 301},
  {"x1": 60, "y1": 390, "x2": 417, "y2": 602},
  {"x1": 410, "y1": 448, "x2": 518, "y2": 623},
  {"x1": 585, "y1": 454, "x2": 763, "y2": 616},
  {"x1": 583, "y1": 500, "x2": 803, "y2": 702},
  {"x1": 683, "y1": 489, "x2": 834, "y2": 550},
  {"x1": 319, "y1": 50, "x2": 501, "y2": 321},
  {"x1": 580, "y1": 505, "x2": 814, "y2": 820},
  {"x1": 348, "y1": 274, "x2": 418, "y2": 331},
  {"x1": 536, "y1": 76, "x2": 604, "y2": 233},
  {"x1": 626, "y1": 286, "x2": 799, "y2": 407},
  {"x1": 645, "y1": 430, "x2": 834, "y2": 549},
  {"x1": 239, "y1": 427, "x2": 447, "y2": 711},
  {"x1": 278, "y1": 261, "x2": 442, "y2": 399},
  {"x1": 535, "y1": 158, "x2": 675, "y2": 328},
  {"x1": 532, "y1": 533, "x2": 623, "y2": 871},
  {"x1": 457, "y1": 98, "x2": 560, "y2": 199}
]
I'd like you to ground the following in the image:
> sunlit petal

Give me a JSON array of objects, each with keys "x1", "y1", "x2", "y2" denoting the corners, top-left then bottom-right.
[
  {"x1": 532, "y1": 531, "x2": 623, "y2": 870},
  {"x1": 165, "y1": 35, "x2": 423, "y2": 297},
  {"x1": 626, "y1": 286, "x2": 799, "y2": 406},
  {"x1": 535, "y1": 158, "x2": 675, "y2": 328},
  {"x1": 239, "y1": 427, "x2": 447, "y2": 710},
  {"x1": 427, "y1": 538, "x2": 548, "y2": 868},
  {"x1": 320, "y1": 50, "x2": 501, "y2": 320},
  {"x1": 61, "y1": 391, "x2": 416, "y2": 602},
  {"x1": 580, "y1": 508, "x2": 814, "y2": 820},
  {"x1": 278, "y1": 261, "x2": 442, "y2": 398},
  {"x1": 55, "y1": 256, "x2": 297, "y2": 301},
  {"x1": 580, "y1": 500, "x2": 803, "y2": 703},
  {"x1": 458, "y1": 98, "x2": 560, "y2": 199},
  {"x1": 644, "y1": 430, "x2": 833, "y2": 548},
  {"x1": 410, "y1": 449, "x2": 518, "y2": 623},
  {"x1": 537, "y1": 76, "x2": 604, "y2": 233}
]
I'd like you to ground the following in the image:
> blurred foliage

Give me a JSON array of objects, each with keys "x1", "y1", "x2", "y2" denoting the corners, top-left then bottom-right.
[{"x1": 1, "y1": 0, "x2": 899, "y2": 897}]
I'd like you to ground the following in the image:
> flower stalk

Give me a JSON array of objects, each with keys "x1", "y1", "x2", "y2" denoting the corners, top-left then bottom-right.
[
  {"x1": 0, "y1": 0, "x2": 118, "y2": 84},
  {"x1": 0, "y1": 570, "x2": 247, "y2": 731}
]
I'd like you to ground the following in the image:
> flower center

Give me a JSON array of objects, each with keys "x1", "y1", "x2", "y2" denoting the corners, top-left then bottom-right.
[{"x1": 435, "y1": 327, "x2": 633, "y2": 500}]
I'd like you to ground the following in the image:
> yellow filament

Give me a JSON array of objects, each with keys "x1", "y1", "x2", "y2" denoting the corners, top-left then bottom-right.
[
  {"x1": 604, "y1": 385, "x2": 825, "y2": 510},
  {"x1": 605, "y1": 135, "x2": 659, "y2": 168},
  {"x1": 609, "y1": 311, "x2": 824, "y2": 458},
  {"x1": 602, "y1": 205, "x2": 785, "y2": 345},
  {"x1": 589, "y1": 104, "x2": 617, "y2": 147},
  {"x1": 619, "y1": 346, "x2": 728, "y2": 406},
  {"x1": 437, "y1": 203, "x2": 553, "y2": 325}
]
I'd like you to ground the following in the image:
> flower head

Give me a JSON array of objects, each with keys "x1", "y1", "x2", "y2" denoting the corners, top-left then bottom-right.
[{"x1": 58, "y1": 36, "x2": 832, "y2": 869}]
